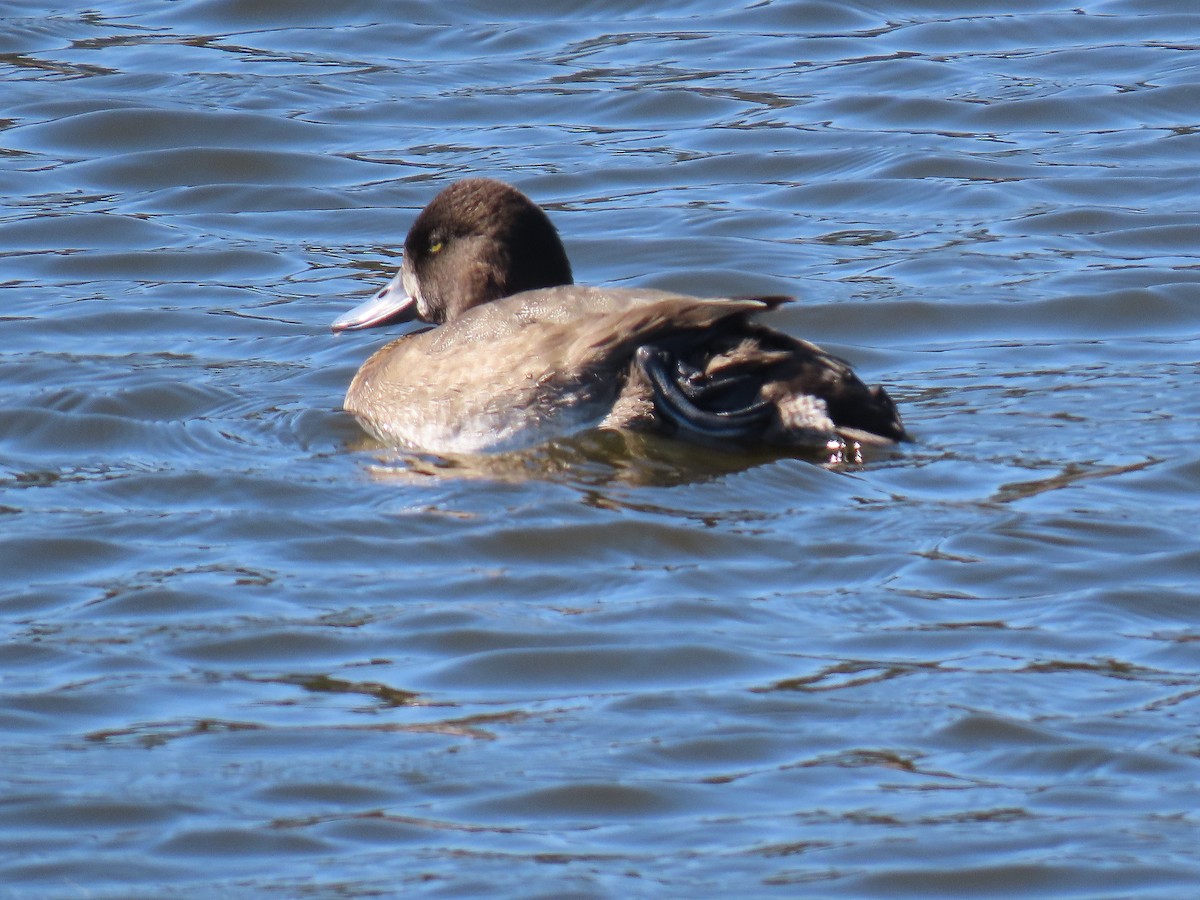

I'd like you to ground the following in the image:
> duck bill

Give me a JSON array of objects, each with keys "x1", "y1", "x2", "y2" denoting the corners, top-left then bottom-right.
[{"x1": 331, "y1": 271, "x2": 418, "y2": 332}]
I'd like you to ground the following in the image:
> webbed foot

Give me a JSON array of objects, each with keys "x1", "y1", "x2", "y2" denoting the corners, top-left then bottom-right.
[{"x1": 636, "y1": 345, "x2": 774, "y2": 439}]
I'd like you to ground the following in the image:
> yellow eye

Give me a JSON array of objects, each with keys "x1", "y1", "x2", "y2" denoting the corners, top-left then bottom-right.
[{"x1": 429, "y1": 240, "x2": 444, "y2": 254}]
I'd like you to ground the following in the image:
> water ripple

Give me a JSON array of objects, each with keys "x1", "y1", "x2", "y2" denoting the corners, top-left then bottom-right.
[{"x1": 3, "y1": 1, "x2": 1200, "y2": 895}]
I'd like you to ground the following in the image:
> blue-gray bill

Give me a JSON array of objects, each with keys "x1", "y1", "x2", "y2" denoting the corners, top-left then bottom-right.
[{"x1": 331, "y1": 272, "x2": 416, "y2": 332}]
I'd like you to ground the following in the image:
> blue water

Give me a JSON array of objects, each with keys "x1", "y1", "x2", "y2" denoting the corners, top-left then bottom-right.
[{"x1": 3, "y1": 1, "x2": 1200, "y2": 896}]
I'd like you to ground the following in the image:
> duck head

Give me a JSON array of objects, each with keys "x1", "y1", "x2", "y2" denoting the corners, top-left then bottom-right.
[{"x1": 332, "y1": 178, "x2": 574, "y2": 331}]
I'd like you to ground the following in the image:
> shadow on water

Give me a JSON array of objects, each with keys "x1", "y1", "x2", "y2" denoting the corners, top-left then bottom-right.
[{"x1": 342, "y1": 425, "x2": 906, "y2": 488}]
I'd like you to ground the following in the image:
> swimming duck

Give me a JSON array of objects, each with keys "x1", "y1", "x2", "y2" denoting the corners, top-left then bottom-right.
[{"x1": 333, "y1": 178, "x2": 905, "y2": 455}]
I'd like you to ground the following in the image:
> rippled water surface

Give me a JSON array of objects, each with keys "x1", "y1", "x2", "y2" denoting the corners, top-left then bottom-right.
[{"x1": 4, "y1": 1, "x2": 1200, "y2": 896}]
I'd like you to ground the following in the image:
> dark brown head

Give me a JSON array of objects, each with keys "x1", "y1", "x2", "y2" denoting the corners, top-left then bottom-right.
[
  {"x1": 332, "y1": 178, "x2": 573, "y2": 332},
  {"x1": 403, "y1": 178, "x2": 573, "y2": 323}
]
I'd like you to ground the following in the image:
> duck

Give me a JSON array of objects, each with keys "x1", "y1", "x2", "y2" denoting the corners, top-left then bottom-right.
[{"x1": 332, "y1": 177, "x2": 906, "y2": 456}]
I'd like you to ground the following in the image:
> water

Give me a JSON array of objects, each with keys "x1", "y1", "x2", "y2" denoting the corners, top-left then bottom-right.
[{"x1": 3, "y1": 1, "x2": 1200, "y2": 896}]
